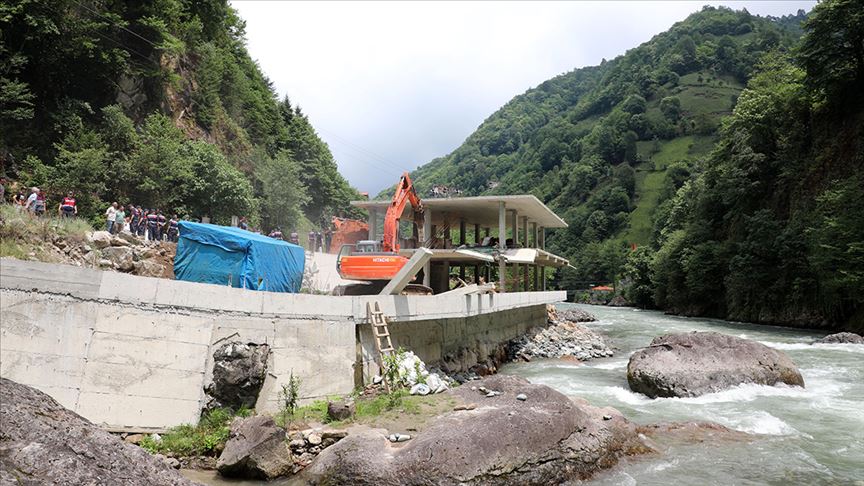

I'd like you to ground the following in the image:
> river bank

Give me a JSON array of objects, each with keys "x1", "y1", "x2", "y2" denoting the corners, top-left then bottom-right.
[{"x1": 505, "y1": 304, "x2": 864, "y2": 484}]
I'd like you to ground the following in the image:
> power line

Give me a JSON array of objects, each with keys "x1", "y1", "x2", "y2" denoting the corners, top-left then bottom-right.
[{"x1": 316, "y1": 125, "x2": 410, "y2": 174}]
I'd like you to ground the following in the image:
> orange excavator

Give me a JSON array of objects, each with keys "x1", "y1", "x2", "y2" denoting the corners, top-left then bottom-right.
[{"x1": 336, "y1": 172, "x2": 424, "y2": 282}]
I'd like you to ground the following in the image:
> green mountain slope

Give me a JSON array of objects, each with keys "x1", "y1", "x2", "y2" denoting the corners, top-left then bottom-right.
[
  {"x1": 406, "y1": 6, "x2": 805, "y2": 286},
  {"x1": 0, "y1": 0, "x2": 358, "y2": 229}
]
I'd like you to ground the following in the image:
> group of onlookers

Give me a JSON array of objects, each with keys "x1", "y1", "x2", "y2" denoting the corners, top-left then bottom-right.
[
  {"x1": 2, "y1": 184, "x2": 68, "y2": 218},
  {"x1": 0, "y1": 178, "x2": 180, "y2": 244},
  {"x1": 105, "y1": 203, "x2": 180, "y2": 243}
]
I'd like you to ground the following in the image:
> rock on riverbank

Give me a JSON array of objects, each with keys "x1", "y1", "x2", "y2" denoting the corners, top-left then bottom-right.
[
  {"x1": 627, "y1": 332, "x2": 805, "y2": 398},
  {"x1": 0, "y1": 378, "x2": 200, "y2": 485},
  {"x1": 509, "y1": 306, "x2": 612, "y2": 361},
  {"x1": 302, "y1": 375, "x2": 652, "y2": 485}
]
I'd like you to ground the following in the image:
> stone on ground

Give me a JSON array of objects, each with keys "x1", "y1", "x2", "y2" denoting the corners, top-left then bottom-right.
[
  {"x1": 302, "y1": 375, "x2": 652, "y2": 485},
  {"x1": 627, "y1": 331, "x2": 805, "y2": 398},
  {"x1": 216, "y1": 415, "x2": 293, "y2": 479},
  {"x1": 100, "y1": 246, "x2": 134, "y2": 271},
  {"x1": 327, "y1": 400, "x2": 355, "y2": 421},
  {"x1": 87, "y1": 230, "x2": 112, "y2": 249},
  {"x1": 0, "y1": 378, "x2": 200, "y2": 486},
  {"x1": 815, "y1": 332, "x2": 864, "y2": 344}
]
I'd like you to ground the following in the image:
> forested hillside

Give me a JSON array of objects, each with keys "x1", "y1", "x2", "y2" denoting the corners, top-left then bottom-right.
[
  {"x1": 629, "y1": 0, "x2": 864, "y2": 331},
  {"x1": 410, "y1": 6, "x2": 804, "y2": 276},
  {"x1": 411, "y1": 2, "x2": 864, "y2": 331},
  {"x1": 0, "y1": 0, "x2": 359, "y2": 229}
]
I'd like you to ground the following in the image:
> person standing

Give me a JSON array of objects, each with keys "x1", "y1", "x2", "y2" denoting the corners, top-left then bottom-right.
[
  {"x1": 113, "y1": 204, "x2": 126, "y2": 234},
  {"x1": 105, "y1": 202, "x2": 117, "y2": 233},
  {"x1": 137, "y1": 207, "x2": 147, "y2": 236},
  {"x1": 128, "y1": 205, "x2": 139, "y2": 235},
  {"x1": 324, "y1": 227, "x2": 332, "y2": 253},
  {"x1": 167, "y1": 214, "x2": 179, "y2": 242},
  {"x1": 288, "y1": 230, "x2": 299, "y2": 245},
  {"x1": 147, "y1": 209, "x2": 160, "y2": 241},
  {"x1": 24, "y1": 187, "x2": 38, "y2": 213},
  {"x1": 268, "y1": 227, "x2": 283, "y2": 240},
  {"x1": 157, "y1": 211, "x2": 167, "y2": 241},
  {"x1": 239, "y1": 216, "x2": 248, "y2": 230},
  {"x1": 58, "y1": 191, "x2": 77, "y2": 218},
  {"x1": 33, "y1": 189, "x2": 46, "y2": 216},
  {"x1": 308, "y1": 230, "x2": 316, "y2": 252}
]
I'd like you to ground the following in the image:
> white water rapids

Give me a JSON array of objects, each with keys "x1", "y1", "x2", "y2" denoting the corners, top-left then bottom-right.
[{"x1": 504, "y1": 304, "x2": 864, "y2": 485}]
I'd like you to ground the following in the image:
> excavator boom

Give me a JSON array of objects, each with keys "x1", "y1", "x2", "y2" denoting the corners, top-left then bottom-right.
[{"x1": 382, "y1": 172, "x2": 423, "y2": 252}]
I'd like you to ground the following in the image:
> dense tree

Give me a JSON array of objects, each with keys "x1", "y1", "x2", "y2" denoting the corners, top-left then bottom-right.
[{"x1": 0, "y1": 0, "x2": 359, "y2": 229}]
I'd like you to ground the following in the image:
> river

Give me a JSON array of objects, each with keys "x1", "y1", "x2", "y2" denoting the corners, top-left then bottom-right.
[
  {"x1": 185, "y1": 304, "x2": 863, "y2": 485},
  {"x1": 505, "y1": 304, "x2": 864, "y2": 485}
]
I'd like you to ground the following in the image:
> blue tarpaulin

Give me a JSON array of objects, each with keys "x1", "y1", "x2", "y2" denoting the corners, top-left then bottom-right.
[{"x1": 174, "y1": 221, "x2": 305, "y2": 293}]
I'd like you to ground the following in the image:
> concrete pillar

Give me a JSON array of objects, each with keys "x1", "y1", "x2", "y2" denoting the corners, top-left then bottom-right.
[
  {"x1": 368, "y1": 210, "x2": 378, "y2": 240},
  {"x1": 423, "y1": 209, "x2": 432, "y2": 287},
  {"x1": 541, "y1": 266, "x2": 546, "y2": 291},
  {"x1": 485, "y1": 227, "x2": 490, "y2": 237},
  {"x1": 474, "y1": 224, "x2": 480, "y2": 244},
  {"x1": 539, "y1": 226, "x2": 545, "y2": 250},
  {"x1": 498, "y1": 201, "x2": 506, "y2": 292},
  {"x1": 521, "y1": 216, "x2": 529, "y2": 291},
  {"x1": 509, "y1": 210, "x2": 518, "y2": 247},
  {"x1": 532, "y1": 222, "x2": 538, "y2": 248}
]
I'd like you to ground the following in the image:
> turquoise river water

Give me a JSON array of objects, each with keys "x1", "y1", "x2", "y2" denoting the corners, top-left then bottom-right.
[{"x1": 185, "y1": 304, "x2": 863, "y2": 485}]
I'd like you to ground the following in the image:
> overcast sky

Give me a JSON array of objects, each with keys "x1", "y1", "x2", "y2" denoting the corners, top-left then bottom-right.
[{"x1": 231, "y1": 1, "x2": 814, "y2": 193}]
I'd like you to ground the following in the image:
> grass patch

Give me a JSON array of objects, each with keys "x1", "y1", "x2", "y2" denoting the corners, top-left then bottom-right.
[
  {"x1": 140, "y1": 407, "x2": 251, "y2": 457},
  {"x1": 0, "y1": 204, "x2": 93, "y2": 244}
]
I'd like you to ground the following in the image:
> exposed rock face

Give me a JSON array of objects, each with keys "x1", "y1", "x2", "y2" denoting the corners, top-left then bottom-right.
[
  {"x1": 217, "y1": 416, "x2": 292, "y2": 479},
  {"x1": 303, "y1": 375, "x2": 652, "y2": 485},
  {"x1": 509, "y1": 306, "x2": 611, "y2": 361},
  {"x1": 101, "y1": 246, "x2": 135, "y2": 271},
  {"x1": 556, "y1": 307, "x2": 598, "y2": 323},
  {"x1": 815, "y1": 332, "x2": 864, "y2": 344},
  {"x1": 205, "y1": 341, "x2": 270, "y2": 411},
  {"x1": 627, "y1": 332, "x2": 805, "y2": 398},
  {"x1": 0, "y1": 378, "x2": 200, "y2": 486}
]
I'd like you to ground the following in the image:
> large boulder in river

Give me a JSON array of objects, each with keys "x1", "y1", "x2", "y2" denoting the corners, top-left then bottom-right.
[
  {"x1": 627, "y1": 331, "x2": 805, "y2": 398},
  {"x1": 0, "y1": 378, "x2": 200, "y2": 485},
  {"x1": 217, "y1": 415, "x2": 293, "y2": 479},
  {"x1": 302, "y1": 375, "x2": 652, "y2": 485},
  {"x1": 815, "y1": 332, "x2": 864, "y2": 344}
]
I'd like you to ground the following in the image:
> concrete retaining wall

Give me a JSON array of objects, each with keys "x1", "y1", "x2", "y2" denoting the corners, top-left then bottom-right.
[{"x1": 0, "y1": 258, "x2": 564, "y2": 430}]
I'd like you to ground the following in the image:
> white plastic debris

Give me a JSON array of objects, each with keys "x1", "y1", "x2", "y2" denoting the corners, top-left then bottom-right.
[
  {"x1": 372, "y1": 375, "x2": 383, "y2": 385},
  {"x1": 388, "y1": 433, "x2": 411, "y2": 443},
  {"x1": 410, "y1": 383, "x2": 431, "y2": 396},
  {"x1": 391, "y1": 351, "x2": 448, "y2": 394}
]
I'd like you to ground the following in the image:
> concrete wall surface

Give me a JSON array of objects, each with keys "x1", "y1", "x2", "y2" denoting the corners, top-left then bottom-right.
[{"x1": 0, "y1": 258, "x2": 564, "y2": 430}]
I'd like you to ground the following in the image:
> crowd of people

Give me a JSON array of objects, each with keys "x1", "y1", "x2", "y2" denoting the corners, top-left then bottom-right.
[
  {"x1": 104, "y1": 203, "x2": 180, "y2": 243},
  {"x1": 0, "y1": 179, "x2": 181, "y2": 244},
  {"x1": 1, "y1": 178, "x2": 333, "y2": 250}
]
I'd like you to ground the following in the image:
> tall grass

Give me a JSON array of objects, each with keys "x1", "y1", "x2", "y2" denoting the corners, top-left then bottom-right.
[{"x1": 0, "y1": 204, "x2": 93, "y2": 244}]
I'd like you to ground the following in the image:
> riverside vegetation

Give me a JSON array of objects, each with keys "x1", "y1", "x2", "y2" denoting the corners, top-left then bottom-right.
[
  {"x1": 1, "y1": 0, "x2": 361, "y2": 231},
  {"x1": 405, "y1": 1, "x2": 864, "y2": 332}
]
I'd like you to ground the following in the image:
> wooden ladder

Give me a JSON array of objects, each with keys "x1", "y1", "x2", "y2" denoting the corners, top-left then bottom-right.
[{"x1": 367, "y1": 301, "x2": 394, "y2": 392}]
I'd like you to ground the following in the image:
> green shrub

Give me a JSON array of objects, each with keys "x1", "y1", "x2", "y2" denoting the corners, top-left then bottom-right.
[{"x1": 140, "y1": 407, "x2": 251, "y2": 457}]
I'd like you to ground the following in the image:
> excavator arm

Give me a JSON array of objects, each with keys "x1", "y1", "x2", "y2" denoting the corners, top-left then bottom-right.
[{"x1": 382, "y1": 172, "x2": 423, "y2": 252}]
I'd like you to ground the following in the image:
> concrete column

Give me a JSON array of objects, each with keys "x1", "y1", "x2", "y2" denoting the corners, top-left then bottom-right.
[
  {"x1": 459, "y1": 220, "x2": 466, "y2": 246},
  {"x1": 521, "y1": 216, "x2": 529, "y2": 291},
  {"x1": 539, "y1": 226, "x2": 545, "y2": 250},
  {"x1": 498, "y1": 201, "x2": 506, "y2": 292},
  {"x1": 509, "y1": 210, "x2": 518, "y2": 247},
  {"x1": 531, "y1": 222, "x2": 538, "y2": 248},
  {"x1": 423, "y1": 209, "x2": 432, "y2": 287},
  {"x1": 474, "y1": 224, "x2": 481, "y2": 244},
  {"x1": 368, "y1": 210, "x2": 377, "y2": 240},
  {"x1": 485, "y1": 227, "x2": 490, "y2": 237},
  {"x1": 541, "y1": 266, "x2": 546, "y2": 290}
]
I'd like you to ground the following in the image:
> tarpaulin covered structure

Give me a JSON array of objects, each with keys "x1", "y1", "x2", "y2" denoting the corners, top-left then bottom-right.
[{"x1": 174, "y1": 221, "x2": 305, "y2": 293}]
